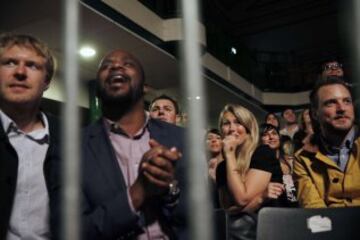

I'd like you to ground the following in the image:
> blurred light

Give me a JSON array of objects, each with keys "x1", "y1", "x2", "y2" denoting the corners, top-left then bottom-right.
[
  {"x1": 231, "y1": 47, "x2": 237, "y2": 55},
  {"x1": 195, "y1": 96, "x2": 201, "y2": 100},
  {"x1": 79, "y1": 46, "x2": 96, "y2": 58}
]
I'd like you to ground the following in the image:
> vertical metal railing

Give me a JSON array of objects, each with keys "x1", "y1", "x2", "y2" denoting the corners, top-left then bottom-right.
[
  {"x1": 180, "y1": 1, "x2": 214, "y2": 240},
  {"x1": 62, "y1": 0, "x2": 80, "y2": 239}
]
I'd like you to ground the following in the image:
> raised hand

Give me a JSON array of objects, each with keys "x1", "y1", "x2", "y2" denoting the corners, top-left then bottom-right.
[
  {"x1": 130, "y1": 139, "x2": 181, "y2": 209},
  {"x1": 222, "y1": 134, "x2": 247, "y2": 156}
]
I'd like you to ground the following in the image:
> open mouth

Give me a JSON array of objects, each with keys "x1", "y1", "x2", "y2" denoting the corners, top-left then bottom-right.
[{"x1": 106, "y1": 73, "x2": 130, "y2": 86}]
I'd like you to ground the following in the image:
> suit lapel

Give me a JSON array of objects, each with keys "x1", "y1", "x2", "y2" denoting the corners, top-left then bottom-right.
[
  {"x1": 86, "y1": 121, "x2": 127, "y2": 190},
  {"x1": 148, "y1": 119, "x2": 168, "y2": 146}
]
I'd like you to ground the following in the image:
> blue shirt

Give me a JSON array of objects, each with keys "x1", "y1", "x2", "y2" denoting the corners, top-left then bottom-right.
[{"x1": 320, "y1": 127, "x2": 356, "y2": 172}]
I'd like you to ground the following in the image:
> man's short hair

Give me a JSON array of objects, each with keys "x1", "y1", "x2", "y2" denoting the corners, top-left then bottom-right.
[
  {"x1": 259, "y1": 123, "x2": 280, "y2": 137},
  {"x1": 309, "y1": 76, "x2": 352, "y2": 111},
  {"x1": 281, "y1": 108, "x2": 294, "y2": 117},
  {"x1": 321, "y1": 57, "x2": 342, "y2": 72},
  {"x1": 149, "y1": 94, "x2": 180, "y2": 114},
  {"x1": 0, "y1": 33, "x2": 55, "y2": 82},
  {"x1": 206, "y1": 128, "x2": 221, "y2": 137},
  {"x1": 308, "y1": 76, "x2": 354, "y2": 144}
]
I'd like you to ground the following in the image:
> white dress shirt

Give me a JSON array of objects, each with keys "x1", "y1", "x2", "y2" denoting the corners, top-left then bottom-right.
[{"x1": 0, "y1": 110, "x2": 50, "y2": 240}]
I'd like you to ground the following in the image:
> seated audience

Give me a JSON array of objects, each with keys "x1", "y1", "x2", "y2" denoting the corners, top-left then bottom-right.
[
  {"x1": 0, "y1": 33, "x2": 61, "y2": 240},
  {"x1": 216, "y1": 104, "x2": 282, "y2": 239},
  {"x1": 81, "y1": 49, "x2": 187, "y2": 239},
  {"x1": 294, "y1": 77, "x2": 360, "y2": 208},
  {"x1": 205, "y1": 128, "x2": 223, "y2": 208},
  {"x1": 321, "y1": 58, "x2": 344, "y2": 80},
  {"x1": 281, "y1": 140, "x2": 296, "y2": 174},
  {"x1": 280, "y1": 108, "x2": 299, "y2": 139},
  {"x1": 149, "y1": 94, "x2": 179, "y2": 124},
  {"x1": 206, "y1": 128, "x2": 223, "y2": 183},
  {"x1": 264, "y1": 112, "x2": 280, "y2": 128},
  {"x1": 260, "y1": 124, "x2": 298, "y2": 207},
  {"x1": 293, "y1": 108, "x2": 314, "y2": 151}
]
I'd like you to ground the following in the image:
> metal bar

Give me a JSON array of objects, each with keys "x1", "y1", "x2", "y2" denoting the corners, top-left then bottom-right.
[
  {"x1": 180, "y1": 1, "x2": 213, "y2": 240},
  {"x1": 62, "y1": 0, "x2": 80, "y2": 239}
]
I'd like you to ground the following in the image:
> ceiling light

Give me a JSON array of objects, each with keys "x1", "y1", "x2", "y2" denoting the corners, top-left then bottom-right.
[
  {"x1": 231, "y1": 47, "x2": 237, "y2": 55},
  {"x1": 79, "y1": 46, "x2": 96, "y2": 58}
]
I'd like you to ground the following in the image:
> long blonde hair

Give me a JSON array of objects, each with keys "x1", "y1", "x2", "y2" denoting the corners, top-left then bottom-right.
[{"x1": 219, "y1": 104, "x2": 259, "y2": 176}]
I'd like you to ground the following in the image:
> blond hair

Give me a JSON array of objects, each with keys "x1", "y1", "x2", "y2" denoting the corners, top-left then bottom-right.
[
  {"x1": 219, "y1": 104, "x2": 259, "y2": 176},
  {"x1": 0, "y1": 33, "x2": 55, "y2": 82}
]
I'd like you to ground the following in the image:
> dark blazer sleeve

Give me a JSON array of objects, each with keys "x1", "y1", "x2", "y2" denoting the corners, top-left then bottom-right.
[
  {"x1": 81, "y1": 123, "x2": 142, "y2": 240},
  {"x1": 0, "y1": 124, "x2": 18, "y2": 240},
  {"x1": 148, "y1": 119, "x2": 188, "y2": 239}
]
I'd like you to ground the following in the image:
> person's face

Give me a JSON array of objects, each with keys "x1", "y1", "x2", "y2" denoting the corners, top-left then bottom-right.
[
  {"x1": 283, "y1": 109, "x2": 296, "y2": 124},
  {"x1": 266, "y1": 114, "x2": 279, "y2": 127},
  {"x1": 150, "y1": 99, "x2": 177, "y2": 124},
  {"x1": 303, "y1": 109, "x2": 311, "y2": 125},
  {"x1": 0, "y1": 45, "x2": 49, "y2": 107},
  {"x1": 313, "y1": 84, "x2": 354, "y2": 136},
  {"x1": 97, "y1": 50, "x2": 143, "y2": 105},
  {"x1": 322, "y1": 61, "x2": 344, "y2": 78},
  {"x1": 221, "y1": 111, "x2": 248, "y2": 142},
  {"x1": 261, "y1": 129, "x2": 280, "y2": 149},
  {"x1": 206, "y1": 132, "x2": 222, "y2": 154}
]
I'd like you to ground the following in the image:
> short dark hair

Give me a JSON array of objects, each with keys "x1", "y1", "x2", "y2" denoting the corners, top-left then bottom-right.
[
  {"x1": 206, "y1": 128, "x2": 221, "y2": 136},
  {"x1": 259, "y1": 123, "x2": 279, "y2": 137},
  {"x1": 265, "y1": 112, "x2": 280, "y2": 125},
  {"x1": 149, "y1": 94, "x2": 180, "y2": 114},
  {"x1": 321, "y1": 57, "x2": 342, "y2": 72},
  {"x1": 281, "y1": 108, "x2": 294, "y2": 117},
  {"x1": 309, "y1": 76, "x2": 352, "y2": 111},
  {"x1": 309, "y1": 76, "x2": 353, "y2": 141}
]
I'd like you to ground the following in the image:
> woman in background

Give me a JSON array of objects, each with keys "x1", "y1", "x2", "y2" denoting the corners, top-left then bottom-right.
[
  {"x1": 260, "y1": 123, "x2": 298, "y2": 206},
  {"x1": 206, "y1": 128, "x2": 223, "y2": 183},
  {"x1": 205, "y1": 128, "x2": 223, "y2": 208},
  {"x1": 293, "y1": 108, "x2": 313, "y2": 151},
  {"x1": 216, "y1": 104, "x2": 281, "y2": 240},
  {"x1": 264, "y1": 112, "x2": 280, "y2": 128}
]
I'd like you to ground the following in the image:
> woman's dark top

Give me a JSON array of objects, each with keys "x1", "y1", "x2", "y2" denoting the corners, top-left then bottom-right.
[
  {"x1": 249, "y1": 145, "x2": 282, "y2": 183},
  {"x1": 216, "y1": 144, "x2": 297, "y2": 208}
]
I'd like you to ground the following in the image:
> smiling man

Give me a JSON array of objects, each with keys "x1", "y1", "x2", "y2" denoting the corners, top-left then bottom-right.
[
  {"x1": 81, "y1": 49, "x2": 187, "y2": 240},
  {"x1": 0, "y1": 33, "x2": 61, "y2": 240},
  {"x1": 294, "y1": 77, "x2": 360, "y2": 208}
]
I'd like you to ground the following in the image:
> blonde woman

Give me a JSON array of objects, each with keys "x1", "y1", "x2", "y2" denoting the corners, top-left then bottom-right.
[{"x1": 216, "y1": 104, "x2": 281, "y2": 239}]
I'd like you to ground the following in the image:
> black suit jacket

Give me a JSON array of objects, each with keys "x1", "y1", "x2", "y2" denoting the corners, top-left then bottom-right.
[
  {"x1": 0, "y1": 114, "x2": 61, "y2": 240},
  {"x1": 81, "y1": 118, "x2": 187, "y2": 240}
]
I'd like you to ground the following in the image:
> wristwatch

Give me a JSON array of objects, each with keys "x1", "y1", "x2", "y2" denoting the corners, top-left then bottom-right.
[
  {"x1": 168, "y1": 180, "x2": 180, "y2": 196},
  {"x1": 163, "y1": 180, "x2": 180, "y2": 207}
]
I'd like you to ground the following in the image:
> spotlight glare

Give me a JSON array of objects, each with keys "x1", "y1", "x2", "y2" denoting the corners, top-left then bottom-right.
[
  {"x1": 231, "y1": 47, "x2": 237, "y2": 55},
  {"x1": 79, "y1": 46, "x2": 96, "y2": 58}
]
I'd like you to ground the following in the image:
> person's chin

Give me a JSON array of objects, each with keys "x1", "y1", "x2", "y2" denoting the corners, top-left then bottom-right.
[{"x1": 332, "y1": 122, "x2": 353, "y2": 132}]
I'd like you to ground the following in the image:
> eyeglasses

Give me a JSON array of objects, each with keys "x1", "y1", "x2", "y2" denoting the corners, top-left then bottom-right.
[{"x1": 323, "y1": 62, "x2": 343, "y2": 71}]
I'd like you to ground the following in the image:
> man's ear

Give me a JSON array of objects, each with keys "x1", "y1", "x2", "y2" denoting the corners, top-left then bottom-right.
[{"x1": 44, "y1": 79, "x2": 51, "y2": 91}]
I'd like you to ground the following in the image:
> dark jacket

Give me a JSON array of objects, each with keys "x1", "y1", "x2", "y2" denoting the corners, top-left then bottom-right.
[
  {"x1": 81, "y1": 118, "x2": 187, "y2": 240},
  {"x1": 0, "y1": 114, "x2": 62, "y2": 240}
]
